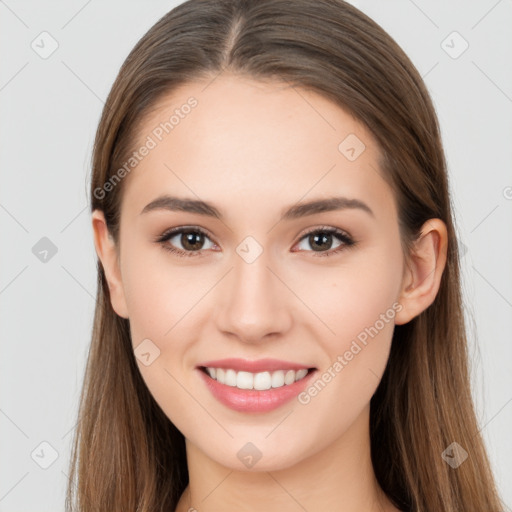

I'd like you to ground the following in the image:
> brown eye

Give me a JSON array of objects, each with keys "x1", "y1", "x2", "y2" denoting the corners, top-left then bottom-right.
[
  {"x1": 295, "y1": 227, "x2": 355, "y2": 257},
  {"x1": 308, "y1": 232, "x2": 335, "y2": 252},
  {"x1": 180, "y1": 230, "x2": 206, "y2": 251},
  {"x1": 156, "y1": 227, "x2": 216, "y2": 257}
]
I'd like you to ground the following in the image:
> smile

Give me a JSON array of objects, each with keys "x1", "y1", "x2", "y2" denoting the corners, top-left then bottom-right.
[
  {"x1": 197, "y1": 358, "x2": 317, "y2": 413},
  {"x1": 202, "y1": 367, "x2": 310, "y2": 390}
]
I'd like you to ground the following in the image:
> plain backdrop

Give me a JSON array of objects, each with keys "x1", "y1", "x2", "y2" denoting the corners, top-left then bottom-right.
[{"x1": 1, "y1": 1, "x2": 511, "y2": 510}]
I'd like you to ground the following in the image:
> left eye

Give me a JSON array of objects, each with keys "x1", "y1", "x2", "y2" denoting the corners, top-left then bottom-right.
[
  {"x1": 294, "y1": 227, "x2": 355, "y2": 256},
  {"x1": 156, "y1": 226, "x2": 355, "y2": 257}
]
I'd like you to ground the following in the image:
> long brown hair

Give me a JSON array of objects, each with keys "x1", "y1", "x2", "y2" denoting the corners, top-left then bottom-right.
[{"x1": 65, "y1": 1, "x2": 506, "y2": 510}]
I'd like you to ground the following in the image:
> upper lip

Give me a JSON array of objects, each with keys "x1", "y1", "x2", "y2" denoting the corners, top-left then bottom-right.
[{"x1": 198, "y1": 358, "x2": 315, "y2": 373}]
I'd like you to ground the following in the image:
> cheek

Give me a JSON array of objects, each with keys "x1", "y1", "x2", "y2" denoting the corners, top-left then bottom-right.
[
  {"x1": 120, "y1": 247, "x2": 207, "y2": 430},
  {"x1": 120, "y1": 244, "x2": 201, "y2": 345},
  {"x1": 290, "y1": 243, "x2": 403, "y2": 409},
  {"x1": 291, "y1": 243, "x2": 403, "y2": 351}
]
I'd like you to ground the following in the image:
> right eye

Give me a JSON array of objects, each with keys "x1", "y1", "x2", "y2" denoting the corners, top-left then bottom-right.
[{"x1": 156, "y1": 227, "x2": 217, "y2": 257}]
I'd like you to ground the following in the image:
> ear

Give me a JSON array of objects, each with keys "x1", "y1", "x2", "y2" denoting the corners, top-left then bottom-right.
[
  {"x1": 394, "y1": 218, "x2": 448, "y2": 325},
  {"x1": 91, "y1": 209, "x2": 129, "y2": 319}
]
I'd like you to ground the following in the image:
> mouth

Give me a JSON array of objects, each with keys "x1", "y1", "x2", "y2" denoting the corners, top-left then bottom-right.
[
  {"x1": 198, "y1": 366, "x2": 315, "y2": 390},
  {"x1": 196, "y1": 358, "x2": 317, "y2": 412}
]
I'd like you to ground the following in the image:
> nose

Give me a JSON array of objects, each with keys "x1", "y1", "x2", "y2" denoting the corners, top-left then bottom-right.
[{"x1": 214, "y1": 248, "x2": 293, "y2": 344}]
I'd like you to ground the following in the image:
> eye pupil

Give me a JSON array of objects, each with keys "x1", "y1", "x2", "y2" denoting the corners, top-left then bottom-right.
[
  {"x1": 182, "y1": 231, "x2": 204, "y2": 251},
  {"x1": 310, "y1": 232, "x2": 332, "y2": 251}
]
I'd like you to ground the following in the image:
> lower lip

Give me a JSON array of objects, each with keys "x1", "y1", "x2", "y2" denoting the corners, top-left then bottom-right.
[{"x1": 197, "y1": 368, "x2": 317, "y2": 413}]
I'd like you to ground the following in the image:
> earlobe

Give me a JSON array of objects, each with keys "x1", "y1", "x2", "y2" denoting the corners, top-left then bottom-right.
[
  {"x1": 394, "y1": 219, "x2": 448, "y2": 326},
  {"x1": 91, "y1": 210, "x2": 129, "y2": 319}
]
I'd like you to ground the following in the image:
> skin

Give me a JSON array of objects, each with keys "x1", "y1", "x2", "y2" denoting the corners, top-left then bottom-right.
[{"x1": 92, "y1": 73, "x2": 447, "y2": 511}]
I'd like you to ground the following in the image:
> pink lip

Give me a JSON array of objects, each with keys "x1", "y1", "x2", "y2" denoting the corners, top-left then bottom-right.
[
  {"x1": 198, "y1": 358, "x2": 312, "y2": 373},
  {"x1": 197, "y1": 365, "x2": 317, "y2": 413}
]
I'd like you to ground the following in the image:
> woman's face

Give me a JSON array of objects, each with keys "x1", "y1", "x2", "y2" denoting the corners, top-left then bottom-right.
[{"x1": 99, "y1": 73, "x2": 411, "y2": 470}]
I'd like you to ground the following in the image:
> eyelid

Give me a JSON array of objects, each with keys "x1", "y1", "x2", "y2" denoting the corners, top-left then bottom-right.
[
  {"x1": 156, "y1": 225, "x2": 216, "y2": 243},
  {"x1": 295, "y1": 224, "x2": 352, "y2": 241}
]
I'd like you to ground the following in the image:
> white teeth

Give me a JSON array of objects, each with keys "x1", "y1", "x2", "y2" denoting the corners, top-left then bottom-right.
[
  {"x1": 284, "y1": 370, "x2": 295, "y2": 385},
  {"x1": 205, "y1": 367, "x2": 310, "y2": 390},
  {"x1": 225, "y1": 369, "x2": 237, "y2": 387},
  {"x1": 295, "y1": 369, "x2": 308, "y2": 381},
  {"x1": 216, "y1": 368, "x2": 225, "y2": 383},
  {"x1": 271, "y1": 370, "x2": 285, "y2": 388},
  {"x1": 253, "y1": 371, "x2": 272, "y2": 390},
  {"x1": 237, "y1": 371, "x2": 253, "y2": 389}
]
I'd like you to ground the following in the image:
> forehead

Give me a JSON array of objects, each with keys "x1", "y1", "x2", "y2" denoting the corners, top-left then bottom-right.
[{"x1": 120, "y1": 73, "x2": 395, "y2": 222}]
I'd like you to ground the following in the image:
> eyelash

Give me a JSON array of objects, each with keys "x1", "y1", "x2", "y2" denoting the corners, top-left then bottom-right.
[{"x1": 155, "y1": 225, "x2": 356, "y2": 258}]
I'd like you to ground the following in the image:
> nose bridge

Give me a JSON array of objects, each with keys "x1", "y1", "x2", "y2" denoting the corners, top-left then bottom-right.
[{"x1": 215, "y1": 239, "x2": 291, "y2": 342}]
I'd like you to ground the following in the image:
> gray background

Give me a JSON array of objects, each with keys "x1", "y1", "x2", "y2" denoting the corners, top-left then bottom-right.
[{"x1": 1, "y1": 1, "x2": 511, "y2": 510}]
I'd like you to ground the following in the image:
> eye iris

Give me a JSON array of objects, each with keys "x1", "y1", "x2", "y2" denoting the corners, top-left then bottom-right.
[
  {"x1": 310, "y1": 232, "x2": 332, "y2": 251},
  {"x1": 182, "y1": 231, "x2": 204, "y2": 251}
]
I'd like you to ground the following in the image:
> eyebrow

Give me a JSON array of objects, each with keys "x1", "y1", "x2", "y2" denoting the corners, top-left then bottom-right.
[{"x1": 140, "y1": 194, "x2": 374, "y2": 220}]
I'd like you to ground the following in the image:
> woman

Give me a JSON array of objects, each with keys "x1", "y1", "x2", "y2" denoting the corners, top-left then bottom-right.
[{"x1": 66, "y1": 0, "x2": 506, "y2": 510}]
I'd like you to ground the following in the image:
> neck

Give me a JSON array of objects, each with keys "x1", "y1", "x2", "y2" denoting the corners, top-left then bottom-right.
[{"x1": 175, "y1": 405, "x2": 399, "y2": 512}]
